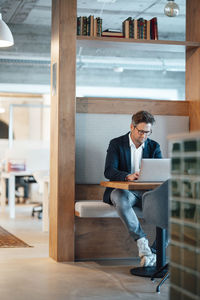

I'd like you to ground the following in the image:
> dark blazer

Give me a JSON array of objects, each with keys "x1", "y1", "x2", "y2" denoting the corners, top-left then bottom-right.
[{"x1": 103, "y1": 132, "x2": 162, "y2": 204}]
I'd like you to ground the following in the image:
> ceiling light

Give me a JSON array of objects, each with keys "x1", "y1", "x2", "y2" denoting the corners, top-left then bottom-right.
[
  {"x1": 0, "y1": 107, "x2": 5, "y2": 113},
  {"x1": 113, "y1": 67, "x2": 124, "y2": 73},
  {"x1": 164, "y1": 0, "x2": 180, "y2": 17},
  {"x1": 0, "y1": 13, "x2": 14, "y2": 47}
]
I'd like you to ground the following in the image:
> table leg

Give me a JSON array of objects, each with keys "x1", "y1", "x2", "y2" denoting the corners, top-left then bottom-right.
[
  {"x1": 0, "y1": 176, "x2": 6, "y2": 212},
  {"x1": 42, "y1": 181, "x2": 49, "y2": 232},
  {"x1": 8, "y1": 174, "x2": 15, "y2": 219}
]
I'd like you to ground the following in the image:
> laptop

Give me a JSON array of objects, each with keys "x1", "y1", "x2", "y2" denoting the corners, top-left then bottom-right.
[{"x1": 136, "y1": 158, "x2": 171, "y2": 182}]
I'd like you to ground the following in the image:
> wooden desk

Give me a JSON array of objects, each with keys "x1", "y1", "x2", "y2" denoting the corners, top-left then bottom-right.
[{"x1": 100, "y1": 181, "x2": 162, "y2": 190}]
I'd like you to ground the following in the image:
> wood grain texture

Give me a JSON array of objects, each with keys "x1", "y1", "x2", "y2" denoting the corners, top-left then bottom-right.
[
  {"x1": 186, "y1": 0, "x2": 200, "y2": 43},
  {"x1": 0, "y1": 92, "x2": 42, "y2": 98},
  {"x1": 49, "y1": 0, "x2": 76, "y2": 262},
  {"x1": 100, "y1": 181, "x2": 162, "y2": 190},
  {"x1": 75, "y1": 217, "x2": 155, "y2": 260},
  {"x1": 186, "y1": 0, "x2": 200, "y2": 131},
  {"x1": 76, "y1": 98, "x2": 189, "y2": 116},
  {"x1": 75, "y1": 184, "x2": 105, "y2": 201},
  {"x1": 77, "y1": 36, "x2": 200, "y2": 51}
]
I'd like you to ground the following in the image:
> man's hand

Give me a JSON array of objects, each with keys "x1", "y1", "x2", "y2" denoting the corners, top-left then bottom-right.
[{"x1": 125, "y1": 172, "x2": 139, "y2": 181}]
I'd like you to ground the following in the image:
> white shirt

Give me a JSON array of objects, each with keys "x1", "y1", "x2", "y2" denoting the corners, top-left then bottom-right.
[{"x1": 129, "y1": 133, "x2": 144, "y2": 174}]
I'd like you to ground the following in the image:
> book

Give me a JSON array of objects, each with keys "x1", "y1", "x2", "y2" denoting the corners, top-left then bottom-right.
[
  {"x1": 102, "y1": 30, "x2": 124, "y2": 37},
  {"x1": 150, "y1": 17, "x2": 158, "y2": 40},
  {"x1": 147, "y1": 20, "x2": 151, "y2": 40},
  {"x1": 134, "y1": 19, "x2": 138, "y2": 39},
  {"x1": 122, "y1": 17, "x2": 132, "y2": 38},
  {"x1": 94, "y1": 18, "x2": 97, "y2": 36},
  {"x1": 88, "y1": 15, "x2": 94, "y2": 36},
  {"x1": 137, "y1": 18, "x2": 145, "y2": 39}
]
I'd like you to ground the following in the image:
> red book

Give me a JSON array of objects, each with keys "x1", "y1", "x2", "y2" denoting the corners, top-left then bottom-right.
[{"x1": 150, "y1": 17, "x2": 158, "y2": 40}]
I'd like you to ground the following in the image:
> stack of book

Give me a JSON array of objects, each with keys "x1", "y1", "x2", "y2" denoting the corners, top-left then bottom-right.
[
  {"x1": 122, "y1": 17, "x2": 158, "y2": 40},
  {"x1": 77, "y1": 16, "x2": 102, "y2": 37},
  {"x1": 101, "y1": 29, "x2": 124, "y2": 38}
]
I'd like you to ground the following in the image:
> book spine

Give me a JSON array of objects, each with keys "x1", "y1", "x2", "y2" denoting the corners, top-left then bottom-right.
[
  {"x1": 150, "y1": 17, "x2": 158, "y2": 40},
  {"x1": 150, "y1": 18, "x2": 154, "y2": 39},
  {"x1": 94, "y1": 18, "x2": 97, "y2": 37},
  {"x1": 147, "y1": 20, "x2": 150, "y2": 40},
  {"x1": 134, "y1": 19, "x2": 138, "y2": 39},
  {"x1": 87, "y1": 16, "x2": 90, "y2": 36},
  {"x1": 90, "y1": 15, "x2": 94, "y2": 36},
  {"x1": 83, "y1": 16, "x2": 87, "y2": 35},
  {"x1": 129, "y1": 20, "x2": 133, "y2": 38},
  {"x1": 81, "y1": 16, "x2": 84, "y2": 35},
  {"x1": 96, "y1": 17, "x2": 101, "y2": 36},
  {"x1": 124, "y1": 20, "x2": 130, "y2": 38},
  {"x1": 154, "y1": 17, "x2": 158, "y2": 40},
  {"x1": 138, "y1": 18, "x2": 144, "y2": 39},
  {"x1": 143, "y1": 19, "x2": 147, "y2": 40},
  {"x1": 77, "y1": 17, "x2": 81, "y2": 36}
]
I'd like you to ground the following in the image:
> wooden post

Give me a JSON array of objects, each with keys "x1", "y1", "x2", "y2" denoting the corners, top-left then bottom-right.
[
  {"x1": 186, "y1": 0, "x2": 200, "y2": 131},
  {"x1": 49, "y1": 0, "x2": 76, "y2": 261}
]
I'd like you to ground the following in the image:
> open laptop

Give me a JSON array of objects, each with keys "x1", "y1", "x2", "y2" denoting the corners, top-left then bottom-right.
[{"x1": 136, "y1": 158, "x2": 171, "y2": 182}]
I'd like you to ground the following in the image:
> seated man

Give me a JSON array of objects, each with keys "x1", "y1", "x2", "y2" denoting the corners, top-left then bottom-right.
[{"x1": 103, "y1": 110, "x2": 162, "y2": 267}]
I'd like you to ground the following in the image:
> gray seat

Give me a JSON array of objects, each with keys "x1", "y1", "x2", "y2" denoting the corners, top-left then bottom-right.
[
  {"x1": 130, "y1": 180, "x2": 170, "y2": 293},
  {"x1": 142, "y1": 179, "x2": 169, "y2": 230}
]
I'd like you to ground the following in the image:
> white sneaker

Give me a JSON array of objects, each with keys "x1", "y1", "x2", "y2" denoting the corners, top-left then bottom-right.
[
  {"x1": 137, "y1": 237, "x2": 152, "y2": 257},
  {"x1": 140, "y1": 253, "x2": 156, "y2": 267},
  {"x1": 137, "y1": 237, "x2": 156, "y2": 267}
]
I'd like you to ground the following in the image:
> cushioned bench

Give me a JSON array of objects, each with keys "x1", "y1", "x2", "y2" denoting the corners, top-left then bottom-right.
[
  {"x1": 74, "y1": 200, "x2": 154, "y2": 260},
  {"x1": 75, "y1": 200, "x2": 143, "y2": 218}
]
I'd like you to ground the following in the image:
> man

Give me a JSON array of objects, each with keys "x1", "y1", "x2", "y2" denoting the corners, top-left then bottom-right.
[{"x1": 103, "y1": 110, "x2": 162, "y2": 267}]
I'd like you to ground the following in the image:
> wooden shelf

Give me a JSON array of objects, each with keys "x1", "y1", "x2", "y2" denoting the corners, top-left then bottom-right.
[
  {"x1": 77, "y1": 36, "x2": 200, "y2": 52},
  {"x1": 76, "y1": 97, "x2": 189, "y2": 116}
]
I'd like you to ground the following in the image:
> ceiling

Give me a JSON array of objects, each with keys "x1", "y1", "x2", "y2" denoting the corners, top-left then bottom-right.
[{"x1": 0, "y1": 0, "x2": 186, "y2": 99}]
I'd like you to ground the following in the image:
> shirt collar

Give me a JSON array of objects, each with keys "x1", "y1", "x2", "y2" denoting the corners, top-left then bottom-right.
[{"x1": 129, "y1": 133, "x2": 144, "y2": 150}]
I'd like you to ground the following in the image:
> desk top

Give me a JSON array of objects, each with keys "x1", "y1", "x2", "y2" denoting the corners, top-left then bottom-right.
[
  {"x1": 1, "y1": 170, "x2": 33, "y2": 178},
  {"x1": 100, "y1": 181, "x2": 162, "y2": 190}
]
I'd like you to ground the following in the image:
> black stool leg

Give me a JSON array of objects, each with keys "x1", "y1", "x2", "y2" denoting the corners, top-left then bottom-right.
[
  {"x1": 156, "y1": 271, "x2": 169, "y2": 293},
  {"x1": 151, "y1": 263, "x2": 168, "y2": 281}
]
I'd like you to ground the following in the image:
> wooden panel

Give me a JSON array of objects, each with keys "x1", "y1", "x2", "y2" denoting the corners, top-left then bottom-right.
[
  {"x1": 189, "y1": 100, "x2": 200, "y2": 131},
  {"x1": 186, "y1": 0, "x2": 200, "y2": 131},
  {"x1": 0, "y1": 92, "x2": 42, "y2": 98},
  {"x1": 77, "y1": 36, "x2": 200, "y2": 52},
  {"x1": 75, "y1": 217, "x2": 155, "y2": 260},
  {"x1": 49, "y1": 0, "x2": 76, "y2": 262},
  {"x1": 186, "y1": 0, "x2": 200, "y2": 42},
  {"x1": 75, "y1": 184, "x2": 105, "y2": 201},
  {"x1": 76, "y1": 98, "x2": 189, "y2": 116}
]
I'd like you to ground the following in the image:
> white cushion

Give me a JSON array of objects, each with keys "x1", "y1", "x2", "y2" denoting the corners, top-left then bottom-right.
[
  {"x1": 75, "y1": 200, "x2": 143, "y2": 218},
  {"x1": 75, "y1": 201, "x2": 118, "y2": 218}
]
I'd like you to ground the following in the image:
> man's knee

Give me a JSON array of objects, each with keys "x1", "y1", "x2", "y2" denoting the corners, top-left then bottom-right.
[{"x1": 111, "y1": 189, "x2": 130, "y2": 207}]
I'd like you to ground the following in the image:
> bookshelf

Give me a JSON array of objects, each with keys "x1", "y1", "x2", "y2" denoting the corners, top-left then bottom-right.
[
  {"x1": 77, "y1": 35, "x2": 200, "y2": 50},
  {"x1": 76, "y1": 36, "x2": 200, "y2": 117},
  {"x1": 76, "y1": 0, "x2": 200, "y2": 128}
]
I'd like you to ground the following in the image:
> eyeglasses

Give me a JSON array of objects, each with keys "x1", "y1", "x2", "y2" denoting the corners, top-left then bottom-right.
[{"x1": 134, "y1": 126, "x2": 152, "y2": 136}]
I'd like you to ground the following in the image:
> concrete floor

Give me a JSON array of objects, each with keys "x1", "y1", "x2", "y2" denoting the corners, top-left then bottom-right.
[{"x1": 0, "y1": 205, "x2": 169, "y2": 300}]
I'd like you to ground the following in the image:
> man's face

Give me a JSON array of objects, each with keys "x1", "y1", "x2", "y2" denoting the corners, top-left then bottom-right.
[{"x1": 130, "y1": 122, "x2": 152, "y2": 146}]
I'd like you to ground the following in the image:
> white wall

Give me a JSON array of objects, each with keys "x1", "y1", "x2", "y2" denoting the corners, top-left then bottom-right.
[{"x1": 75, "y1": 114, "x2": 189, "y2": 184}]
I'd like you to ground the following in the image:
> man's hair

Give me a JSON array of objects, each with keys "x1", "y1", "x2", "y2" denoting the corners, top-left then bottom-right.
[{"x1": 132, "y1": 111, "x2": 155, "y2": 126}]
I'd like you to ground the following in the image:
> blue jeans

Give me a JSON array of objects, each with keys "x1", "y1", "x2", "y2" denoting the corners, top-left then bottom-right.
[{"x1": 110, "y1": 189, "x2": 146, "y2": 241}]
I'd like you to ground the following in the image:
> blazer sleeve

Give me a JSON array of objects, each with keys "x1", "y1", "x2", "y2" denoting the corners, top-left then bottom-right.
[
  {"x1": 104, "y1": 139, "x2": 129, "y2": 181},
  {"x1": 154, "y1": 143, "x2": 162, "y2": 158}
]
